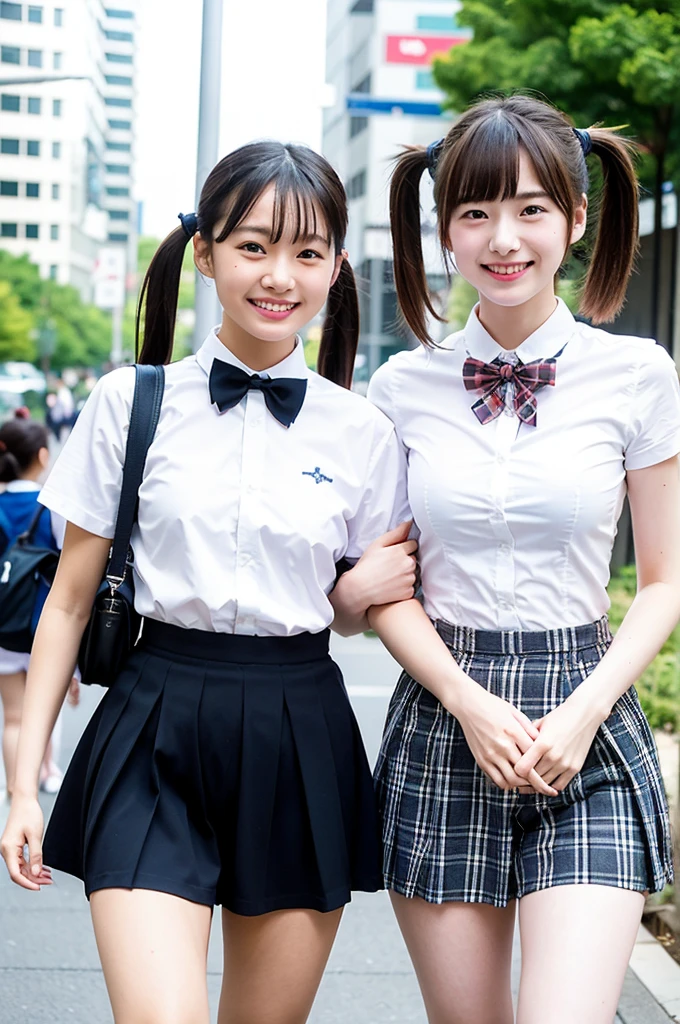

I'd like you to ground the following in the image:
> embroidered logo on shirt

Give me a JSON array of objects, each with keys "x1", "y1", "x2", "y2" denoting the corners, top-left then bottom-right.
[{"x1": 302, "y1": 466, "x2": 333, "y2": 485}]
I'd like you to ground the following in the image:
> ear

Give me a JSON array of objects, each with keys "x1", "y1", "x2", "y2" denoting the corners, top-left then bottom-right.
[
  {"x1": 193, "y1": 232, "x2": 214, "y2": 279},
  {"x1": 330, "y1": 249, "x2": 347, "y2": 289},
  {"x1": 570, "y1": 193, "x2": 588, "y2": 245},
  {"x1": 38, "y1": 446, "x2": 49, "y2": 470}
]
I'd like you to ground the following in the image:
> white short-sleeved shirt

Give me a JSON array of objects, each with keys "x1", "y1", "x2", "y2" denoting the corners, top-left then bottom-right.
[
  {"x1": 40, "y1": 329, "x2": 410, "y2": 636},
  {"x1": 368, "y1": 298, "x2": 680, "y2": 632}
]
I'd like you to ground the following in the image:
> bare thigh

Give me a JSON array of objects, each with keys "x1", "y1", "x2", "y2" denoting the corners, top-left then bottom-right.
[
  {"x1": 218, "y1": 905, "x2": 343, "y2": 1024},
  {"x1": 0, "y1": 671, "x2": 25, "y2": 794},
  {"x1": 517, "y1": 884, "x2": 645, "y2": 1024},
  {"x1": 390, "y1": 891, "x2": 516, "y2": 1024},
  {"x1": 91, "y1": 888, "x2": 213, "y2": 1024}
]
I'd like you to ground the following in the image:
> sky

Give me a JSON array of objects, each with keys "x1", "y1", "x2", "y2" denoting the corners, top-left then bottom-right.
[{"x1": 135, "y1": 0, "x2": 328, "y2": 239}]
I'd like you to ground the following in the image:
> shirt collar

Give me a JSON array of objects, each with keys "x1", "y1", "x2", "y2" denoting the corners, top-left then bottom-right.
[
  {"x1": 195, "y1": 325, "x2": 310, "y2": 380},
  {"x1": 5, "y1": 480, "x2": 40, "y2": 492},
  {"x1": 463, "y1": 297, "x2": 576, "y2": 363}
]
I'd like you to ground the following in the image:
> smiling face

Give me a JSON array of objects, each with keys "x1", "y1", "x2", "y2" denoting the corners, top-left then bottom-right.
[
  {"x1": 447, "y1": 149, "x2": 587, "y2": 330},
  {"x1": 194, "y1": 184, "x2": 343, "y2": 369}
]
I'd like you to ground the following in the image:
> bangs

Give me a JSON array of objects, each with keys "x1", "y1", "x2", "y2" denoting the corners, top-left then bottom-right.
[{"x1": 450, "y1": 115, "x2": 522, "y2": 206}]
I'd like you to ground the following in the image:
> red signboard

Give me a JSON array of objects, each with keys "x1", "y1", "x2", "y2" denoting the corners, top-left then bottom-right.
[{"x1": 386, "y1": 34, "x2": 468, "y2": 65}]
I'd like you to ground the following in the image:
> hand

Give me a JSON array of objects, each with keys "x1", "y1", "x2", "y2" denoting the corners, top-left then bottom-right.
[
  {"x1": 345, "y1": 521, "x2": 418, "y2": 608},
  {"x1": 67, "y1": 676, "x2": 80, "y2": 707},
  {"x1": 514, "y1": 690, "x2": 603, "y2": 793},
  {"x1": 0, "y1": 796, "x2": 52, "y2": 890},
  {"x1": 454, "y1": 683, "x2": 558, "y2": 797}
]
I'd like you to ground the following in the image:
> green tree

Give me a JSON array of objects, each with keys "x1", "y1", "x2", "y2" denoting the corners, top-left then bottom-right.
[
  {"x1": 0, "y1": 280, "x2": 35, "y2": 361},
  {"x1": 432, "y1": 0, "x2": 680, "y2": 335}
]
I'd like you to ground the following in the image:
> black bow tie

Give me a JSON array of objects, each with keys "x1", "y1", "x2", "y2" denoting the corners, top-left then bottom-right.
[{"x1": 208, "y1": 360, "x2": 307, "y2": 428}]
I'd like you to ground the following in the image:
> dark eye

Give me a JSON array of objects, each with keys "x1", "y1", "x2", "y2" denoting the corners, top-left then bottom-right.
[
  {"x1": 523, "y1": 205, "x2": 545, "y2": 216},
  {"x1": 298, "y1": 249, "x2": 322, "y2": 260},
  {"x1": 463, "y1": 209, "x2": 487, "y2": 220},
  {"x1": 239, "y1": 242, "x2": 265, "y2": 254}
]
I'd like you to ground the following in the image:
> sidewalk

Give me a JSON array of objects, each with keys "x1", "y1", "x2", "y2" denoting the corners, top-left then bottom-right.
[{"x1": 0, "y1": 633, "x2": 678, "y2": 1022}]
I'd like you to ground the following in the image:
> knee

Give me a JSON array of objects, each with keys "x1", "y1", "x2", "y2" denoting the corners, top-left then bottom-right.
[{"x1": 114, "y1": 1004, "x2": 208, "y2": 1024}]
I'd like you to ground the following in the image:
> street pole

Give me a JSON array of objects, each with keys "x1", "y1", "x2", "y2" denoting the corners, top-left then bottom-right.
[{"x1": 193, "y1": 0, "x2": 224, "y2": 352}]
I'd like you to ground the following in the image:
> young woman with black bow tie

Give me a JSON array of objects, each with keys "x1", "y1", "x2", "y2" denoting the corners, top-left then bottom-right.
[
  {"x1": 0, "y1": 141, "x2": 418, "y2": 1024},
  {"x1": 331, "y1": 95, "x2": 680, "y2": 1023}
]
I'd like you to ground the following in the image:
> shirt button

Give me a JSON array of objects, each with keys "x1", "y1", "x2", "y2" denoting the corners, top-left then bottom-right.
[
  {"x1": 496, "y1": 454, "x2": 506, "y2": 464},
  {"x1": 500, "y1": 544, "x2": 511, "y2": 555}
]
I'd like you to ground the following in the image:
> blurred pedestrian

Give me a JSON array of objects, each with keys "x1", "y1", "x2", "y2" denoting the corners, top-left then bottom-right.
[
  {"x1": 1, "y1": 141, "x2": 415, "y2": 1024},
  {"x1": 332, "y1": 94, "x2": 680, "y2": 1024},
  {"x1": 0, "y1": 410, "x2": 78, "y2": 802}
]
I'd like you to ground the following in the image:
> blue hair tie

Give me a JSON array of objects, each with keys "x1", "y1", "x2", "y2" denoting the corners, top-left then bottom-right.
[
  {"x1": 573, "y1": 128, "x2": 592, "y2": 158},
  {"x1": 426, "y1": 138, "x2": 444, "y2": 181},
  {"x1": 178, "y1": 211, "x2": 199, "y2": 237}
]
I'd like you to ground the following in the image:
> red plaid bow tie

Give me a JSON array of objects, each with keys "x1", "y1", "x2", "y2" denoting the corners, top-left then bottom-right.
[{"x1": 462, "y1": 354, "x2": 557, "y2": 427}]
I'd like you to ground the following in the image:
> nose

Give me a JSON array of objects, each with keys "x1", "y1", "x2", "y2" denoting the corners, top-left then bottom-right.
[
  {"x1": 261, "y1": 257, "x2": 295, "y2": 294},
  {"x1": 488, "y1": 215, "x2": 520, "y2": 256}
]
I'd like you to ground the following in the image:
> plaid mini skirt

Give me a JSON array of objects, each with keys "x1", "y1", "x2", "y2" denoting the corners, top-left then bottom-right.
[{"x1": 375, "y1": 616, "x2": 673, "y2": 907}]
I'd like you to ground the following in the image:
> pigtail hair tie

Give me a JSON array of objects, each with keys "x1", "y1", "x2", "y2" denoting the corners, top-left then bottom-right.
[
  {"x1": 0, "y1": 440, "x2": 6, "y2": 453},
  {"x1": 178, "y1": 212, "x2": 199, "y2": 238},
  {"x1": 426, "y1": 138, "x2": 445, "y2": 181},
  {"x1": 573, "y1": 128, "x2": 593, "y2": 157}
]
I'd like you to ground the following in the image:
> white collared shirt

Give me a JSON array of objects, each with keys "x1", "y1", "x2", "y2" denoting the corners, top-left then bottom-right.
[
  {"x1": 368, "y1": 298, "x2": 680, "y2": 631},
  {"x1": 39, "y1": 329, "x2": 409, "y2": 636}
]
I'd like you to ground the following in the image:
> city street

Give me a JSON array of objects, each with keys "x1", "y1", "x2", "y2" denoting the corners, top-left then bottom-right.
[{"x1": 0, "y1": 633, "x2": 676, "y2": 1022}]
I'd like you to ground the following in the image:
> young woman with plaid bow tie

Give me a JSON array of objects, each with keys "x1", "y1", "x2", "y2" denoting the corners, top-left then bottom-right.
[
  {"x1": 332, "y1": 95, "x2": 680, "y2": 1023},
  {"x1": 0, "y1": 141, "x2": 417, "y2": 1024}
]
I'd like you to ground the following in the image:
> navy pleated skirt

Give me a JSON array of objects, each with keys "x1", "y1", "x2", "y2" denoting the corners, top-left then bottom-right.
[{"x1": 43, "y1": 621, "x2": 383, "y2": 914}]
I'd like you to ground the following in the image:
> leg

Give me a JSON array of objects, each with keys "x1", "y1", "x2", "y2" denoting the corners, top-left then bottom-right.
[
  {"x1": 517, "y1": 884, "x2": 645, "y2": 1024},
  {"x1": 218, "y1": 906, "x2": 343, "y2": 1024},
  {"x1": 390, "y1": 891, "x2": 516, "y2": 1024},
  {"x1": 0, "y1": 671, "x2": 26, "y2": 797},
  {"x1": 91, "y1": 888, "x2": 212, "y2": 1024}
]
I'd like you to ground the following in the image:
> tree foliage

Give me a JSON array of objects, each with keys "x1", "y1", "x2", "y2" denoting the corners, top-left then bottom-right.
[{"x1": 0, "y1": 279, "x2": 35, "y2": 361}]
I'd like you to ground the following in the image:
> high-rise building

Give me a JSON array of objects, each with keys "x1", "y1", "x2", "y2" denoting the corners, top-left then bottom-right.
[
  {"x1": 324, "y1": 0, "x2": 467, "y2": 381},
  {"x1": 0, "y1": 0, "x2": 137, "y2": 302}
]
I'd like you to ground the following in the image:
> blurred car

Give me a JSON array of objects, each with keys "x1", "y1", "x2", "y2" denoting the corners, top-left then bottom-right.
[{"x1": 0, "y1": 362, "x2": 47, "y2": 395}]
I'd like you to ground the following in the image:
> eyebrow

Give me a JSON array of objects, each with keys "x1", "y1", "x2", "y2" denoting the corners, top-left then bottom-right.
[
  {"x1": 513, "y1": 191, "x2": 551, "y2": 201},
  {"x1": 234, "y1": 224, "x2": 331, "y2": 245}
]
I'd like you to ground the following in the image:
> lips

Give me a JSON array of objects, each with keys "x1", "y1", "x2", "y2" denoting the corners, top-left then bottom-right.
[
  {"x1": 482, "y1": 261, "x2": 534, "y2": 281},
  {"x1": 247, "y1": 298, "x2": 301, "y2": 321}
]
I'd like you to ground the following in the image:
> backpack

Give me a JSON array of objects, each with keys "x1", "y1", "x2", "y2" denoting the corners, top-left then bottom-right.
[{"x1": 0, "y1": 505, "x2": 60, "y2": 653}]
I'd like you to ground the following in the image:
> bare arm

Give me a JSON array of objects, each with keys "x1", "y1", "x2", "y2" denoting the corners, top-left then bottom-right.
[
  {"x1": 1, "y1": 523, "x2": 110, "y2": 888},
  {"x1": 516, "y1": 455, "x2": 680, "y2": 789}
]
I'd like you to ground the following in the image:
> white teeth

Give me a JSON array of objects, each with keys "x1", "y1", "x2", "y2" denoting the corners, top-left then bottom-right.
[
  {"x1": 487, "y1": 263, "x2": 529, "y2": 275},
  {"x1": 252, "y1": 300, "x2": 296, "y2": 312}
]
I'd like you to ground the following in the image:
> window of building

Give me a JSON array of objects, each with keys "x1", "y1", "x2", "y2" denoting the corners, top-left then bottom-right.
[
  {"x1": 106, "y1": 186, "x2": 129, "y2": 196},
  {"x1": 105, "y1": 29, "x2": 132, "y2": 41},
  {"x1": 28, "y1": 5, "x2": 42, "y2": 22},
  {"x1": 108, "y1": 232, "x2": 128, "y2": 242},
  {"x1": 105, "y1": 96, "x2": 132, "y2": 108},
  {"x1": 106, "y1": 51, "x2": 132, "y2": 64},
  {"x1": 352, "y1": 72, "x2": 371, "y2": 94},
  {"x1": 109, "y1": 209, "x2": 129, "y2": 220},
  {"x1": 105, "y1": 74, "x2": 132, "y2": 86},
  {"x1": 350, "y1": 0, "x2": 373, "y2": 11},
  {"x1": 349, "y1": 115, "x2": 368, "y2": 139},
  {"x1": 1, "y1": 223, "x2": 18, "y2": 237},
  {"x1": 27, "y1": 96, "x2": 41, "y2": 114},
  {"x1": 107, "y1": 141, "x2": 130, "y2": 152},
  {"x1": 51, "y1": 182, "x2": 59, "y2": 199},
  {"x1": 1, "y1": 94, "x2": 20, "y2": 112},
  {"x1": 49, "y1": 264, "x2": 57, "y2": 278},
  {"x1": 50, "y1": 223, "x2": 59, "y2": 240},
  {"x1": 1, "y1": 46, "x2": 21, "y2": 64},
  {"x1": 25, "y1": 223, "x2": 39, "y2": 238},
  {"x1": 0, "y1": 181, "x2": 18, "y2": 196},
  {"x1": 105, "y1": 8, "x2": 133, "y2": 17},
  {"x1": 106, "y1": 163, "x2": 129, "y2": 175},
  {"x1": 0, "y1": 138, "x2": 20, "y2": 155},
  {"x1": 0, "y1": 2, "x2": 22, "y2": 20},
  {"x1": 54, "y1": 7, "x2": 62, "y2": 26},
  {"x1": 27, "y1": 49, "x2": 42, "y2": 67},
  {"x1": 415, "y1": 70, "x2": 435, "y2": 90},
  {"x1": 25, "y1": 181, "x2": 39, "y2": 197},
  {"x1": 108, "y1": 119, "x2": 130, "y2": 130},
  {"x1": 52, "y1": 98, "x2": 62, "y2": 116},
  {"x1": 27, "y1": 139, "x2": 40, "y2": 156},
  {"x1": 417, "y1": 14, "x2": 455, "y2": 31},
  {"x1": 51, "y1": 140, "x2": 60, "y2": 158},
  {"x1": 53, "y1": 51, "x2": 62, "y2": 69},
  {"x1": 347, "y1": 169, "x2": 366, "y2": 200}
]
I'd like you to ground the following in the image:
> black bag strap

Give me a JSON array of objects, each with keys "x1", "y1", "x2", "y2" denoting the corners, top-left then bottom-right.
[
  {"x1": 106, "y1": 364, "x2": 165, "y2": 589},
  {"x1": 20, "y1": 504, "x2": 47, "y2": 543}
]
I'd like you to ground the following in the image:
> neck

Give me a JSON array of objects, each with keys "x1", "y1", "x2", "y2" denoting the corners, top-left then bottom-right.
[
  {"x1": 216, "y1": 313, "x2": 296, "y2": 372},
  {"x1": 20, "y1": 460, "x2": 43, "y2": 483},
  {"x1": 476, "y1": 288, "x2": 558, "y2": 350}
]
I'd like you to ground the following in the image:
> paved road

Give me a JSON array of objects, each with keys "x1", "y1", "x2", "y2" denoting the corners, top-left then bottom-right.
[{"x1": 0, "y1": 634, "x2": 672, "y2": 1022}]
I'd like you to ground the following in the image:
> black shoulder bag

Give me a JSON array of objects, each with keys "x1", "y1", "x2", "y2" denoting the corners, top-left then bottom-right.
[{"x1": 78, "y1": 364, "x2": 164, "y2": 687}]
